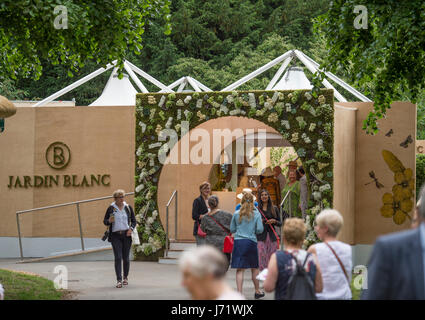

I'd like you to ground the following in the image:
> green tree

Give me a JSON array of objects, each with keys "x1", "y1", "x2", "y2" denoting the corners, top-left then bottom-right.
[
  {"x1": 0, "y1": 0, "x2": 171, "y2": 81},
  {"x1": 315, "y1": 0, "x2": 425, "y2": 134}
]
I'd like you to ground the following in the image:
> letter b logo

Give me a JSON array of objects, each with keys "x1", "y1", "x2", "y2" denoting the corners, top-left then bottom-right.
[{"x1": 46, "y1": 142, "x2": 71, "y2": 169}]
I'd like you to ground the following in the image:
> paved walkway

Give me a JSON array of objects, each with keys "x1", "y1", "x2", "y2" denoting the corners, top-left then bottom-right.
[{"x1": 0, "y1": 259, "x2": 274, "y2": 300}]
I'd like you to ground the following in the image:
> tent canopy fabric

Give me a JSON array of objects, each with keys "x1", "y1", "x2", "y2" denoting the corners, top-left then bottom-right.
[{"x1": 90, "y1": 74, "x2": 137, "y2": 106}]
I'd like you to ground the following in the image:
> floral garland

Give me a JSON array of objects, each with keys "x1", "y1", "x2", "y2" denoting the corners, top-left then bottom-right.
[{"x1": 134, "y1": 89, "x2": 334, "y2": 257}]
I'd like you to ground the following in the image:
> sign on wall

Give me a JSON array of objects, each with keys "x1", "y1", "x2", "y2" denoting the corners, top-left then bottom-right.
[{"x1": 7, "y1": 141, "x2": 111, "y2": 189}]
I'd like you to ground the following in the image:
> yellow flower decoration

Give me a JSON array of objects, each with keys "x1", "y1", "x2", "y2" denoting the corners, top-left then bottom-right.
[
  {"x1": 380, "y1": 193, "x2": 413, "y2": 225},
  {"x1": 393, "y1": 168, "x2": 415, "y2": 201},
  {"x1": 381, "y1": 150, "x2": 415, "y2": 225}
]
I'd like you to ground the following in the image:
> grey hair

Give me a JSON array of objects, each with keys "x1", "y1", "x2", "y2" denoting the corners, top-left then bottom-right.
[
  {"x1": 315, "y1": 209, "x2": 344, "y2": 237},
  {"x1": 419, "y1": 184, "x2": 425, "y2": 219},
  {"x1": 208, "y1": 195, "x2": 219, "y2": 209},
  {"x1": 179, "y1": 245, "x2": 228, "y2": 279}
]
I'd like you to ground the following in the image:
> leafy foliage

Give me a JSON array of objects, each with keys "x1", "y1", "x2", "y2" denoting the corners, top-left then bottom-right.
[
  {"x1": 417, "y1": 155, "x2": 425, "y2": 199},
  {"x1": 315, "y1": 0, "x2": 425, "y2": 134},
  {"x1": 0, "y1": 0, "x2": 171, "y2": 81},
  {"x1": 135, "y1": 89, "x2": 335, "y2": 254}
]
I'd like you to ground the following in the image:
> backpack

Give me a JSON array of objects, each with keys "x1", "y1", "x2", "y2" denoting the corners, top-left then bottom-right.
[{"x1": 284, "y1": 252, "x2": 317, "y2": 300}]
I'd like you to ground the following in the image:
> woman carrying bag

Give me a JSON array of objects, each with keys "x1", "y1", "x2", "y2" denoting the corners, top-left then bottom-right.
[
  {"x1": 192, "y1": 182, "x2": 211, "y2": 245},
  {"x1": 200, "y1": 195, "x2": 233, "y2": 268},
  {"x1": 103, "y1": 189, "x2": 136, "y2": 288},
  {"x1": 257, "y1": 189, "x2": 281, "y2": 271}
]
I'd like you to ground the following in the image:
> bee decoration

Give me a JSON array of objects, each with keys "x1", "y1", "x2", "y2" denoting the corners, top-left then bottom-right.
[
  {"x1": 385, "y1": 129, "x2": 394, "y2": 137},
  {"x1": 365, "y1": 171, "x2": 385, "y2": 189},
  {"x1": 400, "y1": 135, "x2": 413, "y2": 148}
]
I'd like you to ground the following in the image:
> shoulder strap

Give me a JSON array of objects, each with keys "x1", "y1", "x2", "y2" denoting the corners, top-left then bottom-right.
[
  {"x1": 324, "y1": 242, "x2": 349, "y2": 283},
  {"x1": 208, "y1": 214, "x2": 231, "y2": 235},
  {"x1": 258, "y1": 207, "x2": 280, "y2": 241}
]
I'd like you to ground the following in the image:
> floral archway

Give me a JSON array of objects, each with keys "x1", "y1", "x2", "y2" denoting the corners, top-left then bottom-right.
[{"x1": 134, "y1": 89, "x2": 334, "y2": 259}]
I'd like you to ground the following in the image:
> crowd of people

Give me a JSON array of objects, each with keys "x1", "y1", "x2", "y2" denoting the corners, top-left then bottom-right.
[{"x1": 187, "y1": 180, "x2": 425, "y2": 300}]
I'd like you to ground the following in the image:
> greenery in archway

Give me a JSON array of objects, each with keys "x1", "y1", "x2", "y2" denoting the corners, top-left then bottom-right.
[{"x1": 134, "y1": 89, "x2": 334, "y2": 259}]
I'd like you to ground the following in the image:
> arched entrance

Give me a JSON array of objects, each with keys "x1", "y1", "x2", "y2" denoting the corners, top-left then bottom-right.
[
  {"x1": 135, "y1": 89, "x2": 334, "y2": 257},
  {"x1": 157, "y1": 117, "x2": 304, "y2": 241}
]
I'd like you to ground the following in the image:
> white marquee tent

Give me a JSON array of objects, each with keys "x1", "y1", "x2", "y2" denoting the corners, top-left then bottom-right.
[{"x1": 34, "y1": 49, "x2": 370, "y2": 107}]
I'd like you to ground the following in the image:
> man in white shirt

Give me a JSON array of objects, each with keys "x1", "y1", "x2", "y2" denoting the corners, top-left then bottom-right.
[{"x1": 273, "y1": 166, "x2": 287, "y2": 191}]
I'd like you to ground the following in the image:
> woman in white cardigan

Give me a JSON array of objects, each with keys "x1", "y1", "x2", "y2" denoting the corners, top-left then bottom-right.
[{"x1": 308, "y1": 209, "x2": 352, "y2": 300}]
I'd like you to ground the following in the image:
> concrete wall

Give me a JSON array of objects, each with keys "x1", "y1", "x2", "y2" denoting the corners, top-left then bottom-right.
[{"x1": 0, "y1": 106, "x2": 135, "y2": 250}]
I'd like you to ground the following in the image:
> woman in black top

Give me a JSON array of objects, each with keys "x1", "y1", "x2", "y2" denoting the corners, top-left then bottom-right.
[
  {"x1": 192, "y1": 182, "x2": 211, "y2": 246},
  {"x1": 257, "y1": 189, "x2": 281, "y2": 271}
]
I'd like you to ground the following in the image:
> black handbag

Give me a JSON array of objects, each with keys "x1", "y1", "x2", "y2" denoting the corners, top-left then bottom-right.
[{"x1": 101, "y1": 228, "x2": 109, "y2": 241}]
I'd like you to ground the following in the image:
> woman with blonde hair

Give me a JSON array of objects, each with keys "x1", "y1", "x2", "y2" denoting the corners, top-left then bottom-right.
[
  {"x1": 230, "y1": 191, "x2": 265, "y2": 299},
  {"x1": 307, "y1": 209, "x2": 352, "y2": 299}
]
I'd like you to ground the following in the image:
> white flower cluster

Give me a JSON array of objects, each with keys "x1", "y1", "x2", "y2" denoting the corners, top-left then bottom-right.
[
  {"x1": 285, "y1": 103, "x2": 292, "y2": 112},
  {"x1": 219, "y1": 105, "x2": 229, "y2": 115},
  {"x1": 155, "y1": 124, "x2": 162, "y2": 135},
  {"x1": 165, "y1": 117, "x2": 173, "y2": 129},
  {"x1": 248, "y1": 93, "x2": 256, "y2": 108},
  {"x1": 184, "y1": 96, "x2": 192, "y2": 104},
  {"x1": 317, "y1": 139, "x2": 324, "y2": 151},
  {"x1": 301, "y1": 133, "x2": 311, "y2": 144},
  {"x1": 136, "y1": 145, "x2": 144, "y2": 156},
  {"x1": 226, "y1": 95, "x2": 234, "y2": 104},
  {"x1": 229, "y1": 109, "x2": 242, "y2": 116},
  {"x1": 147, "y1": 96, "x2": 156, "y2": 104},
  {"x1": 175, "y1": 124, "x2": 181, "y2": 132},
  {"x1": 291, "y1": 132, "x2": 299, "y2": 143},
  {"x1": 176, "y1": 99, "x2": 184, "y2": 107},
  {"x1": 309, "y1": 123, "x2": 316, "y2": 132},
  {"x1": 256, "y1": 109, "x2": 265, "y2": 117},
  {"x1": 158, "y1": 95, "x2": 166, "y2": 108},
  {"x1": 281, "y1": 120, "x2": 290, "y2": 129},
  {"x1": 139, "y1": 121, "x2": 147, "y2": 133},
  {"x1": 196, "y1": 99, "x2": 203, "y2": 109},
  {"x1": 177, "y1": 109, "x2": 182, "y2": 120},
  {"x1": 184, "y1": 109, "x2": 191, "y2": 119},
  {"x1": 135, "y1": 184, "x2": 145, "y2": 193},
  {"x1": 318, "y1": 95, "x2": 326, "y2": 105},
  {"x1": 268, "y1": 112, "x2": 278, "y2": 123},
  {"x1": 318, "y1": 162, "x2": 329, "y2": 170},
  {"x1": 311, "y1": 205, "x2": 321, "y2": 215},
  {"x1": 305, "y1": 92, "x2": 312, "y2": 101},
  {"x1": 319, "y1": 184, "x2": 331, "y2": 193},
  {"x1": 272, "y1": 91, "x2": 279, "y2": 104},
  {"x1": 197, "y1": 111, "x2": 206, "y2": 120},
  {"x1": 149, "y1": 108, "x2": 156, "y2": 120}
]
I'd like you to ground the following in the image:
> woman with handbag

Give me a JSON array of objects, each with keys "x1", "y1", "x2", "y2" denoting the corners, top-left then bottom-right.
[
  {"x1": 307, "y1": 209, "x2": 352, "y2": 299},
  {"x1": 103, "y1": 189, "x2": 136, "y2": 288},
  {"x1": 192, "y1": 182, "x2": 211, "y2": 246},
  {"x1": 200, "y1": 195, "x2": 233, "y2": 268},
  {"x1": 257, "y1": 189, "x2": 281, "y2": 271},
  {"x1": 230, "y1": 191, "x2": 265, "y2": 299}
]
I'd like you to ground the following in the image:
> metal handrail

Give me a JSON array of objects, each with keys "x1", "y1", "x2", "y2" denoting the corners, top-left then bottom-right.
[
  {"x1": 165, "y1": 190, "x2": 178, "y2": 258},
  {"x1": 279, "y1": 189, "x2": 293, "y2": 250},
  {"x1": 16, "y1": 192, "x2": 134, "y2": 260}
]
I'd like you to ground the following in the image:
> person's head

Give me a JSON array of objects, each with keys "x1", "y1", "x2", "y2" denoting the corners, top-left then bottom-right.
[
  {"x1": 179, "y1": 245, "x2": 228, "y2": 300},
  {"x1": 288, "y1": 170, "x2": 297, "y2": 183},
  {"x1": 199, "y1": 182, "x2": 211, "y2": 198},
  {"x1": 258, "y1": 189, "x2": 277, "y2": 218},
  {"x1": 113, "y1": 189, "x2": 125, "y2": 206},
  {"x1": 315, "y1": 209, "x2": 344, "y2": 240},
  {"x1": 283, "y1": 218, "x2": 306, "y2": 248},
  {"x1": 239, "y1": 191, "x2": 254, "y2": 222},
  {"x1": 208, "y1": 195, "x2": 219, "y2": 210},
  {"x1": 273, "y1": 166, "x2": 282, "y2": 177}
]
